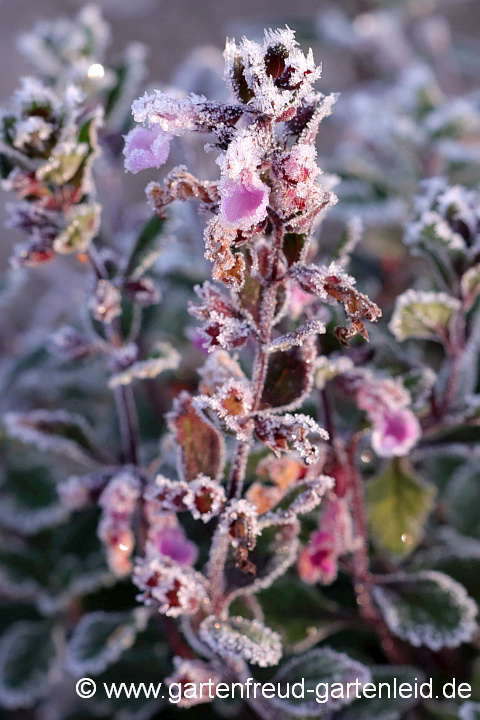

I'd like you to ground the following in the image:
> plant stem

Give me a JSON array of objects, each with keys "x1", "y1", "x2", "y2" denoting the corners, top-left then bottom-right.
[
  {"x1": 227, "y1": 222, "x2": 284, "y2": 500},
  {"x1": 88, "y1": 244, "x2": 140, "y2": 466},
  {"x1": 114, "y1": 384, "x2": 139, "y2": 466}
]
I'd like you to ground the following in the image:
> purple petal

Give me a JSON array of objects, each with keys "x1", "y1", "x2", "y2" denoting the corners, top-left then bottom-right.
[
  {"x1": 220, "y1": 176, "x2": 269, "y2": 230},
  {"x1": 123, "y1": 125, "x2": 171, "y2": 174}
]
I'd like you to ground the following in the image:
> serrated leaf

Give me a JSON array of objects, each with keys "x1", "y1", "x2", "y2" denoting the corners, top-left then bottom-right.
[
  {"x1": 337, "y1": 666, "x2": 425, "y2": 720},
  {"x1": 389, "y1": 290, "x2": 460, "y2": 343},
  {"x1": 199, "y1": 616, "x2": 282, "y2": 667},
  {"x1": 265, "y1": 475, "x2": 334, "y2": 522},
  {"x1": 269, "y1": 647, "x2": 372, "y2": 716},
  {"x1": 372, "y1": 571, "x2": 477, "y2": 650},
  {"x1": 0, "y1": 464, "x2": 66, "y2": 534},
  {"x1": 366, "y1": 458, "x2": 436, "y2": 557},
  {"x1": 0, "y1": 621, "x2": 57, "y2": 709},
  {"x1": 3, "y1": 410, "x2": 109, "y2": 466},
  {"x1": 108, "y1": 342, "x2": 180, "y2": 388},
  {"x1": 67, "y1": 611, "x2": 143, "y2": 675},
  {"x1": 260, "y1": 341, "x2": 316, "y2": 411},
  {"x1": 167, "y1": 391, "x2": 225, "y2": 482}
]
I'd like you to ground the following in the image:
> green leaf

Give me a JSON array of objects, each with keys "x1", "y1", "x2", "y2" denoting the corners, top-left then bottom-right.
[
  {"x1": 366, "y1": 458, "x2": 436, "y2": 557},
  {"x1": 125, "y1": 216, "x2": 165, "y2": 278},
  {"x1": 67, "y1": 610, "x2": 147, "y2": 675},
  {"x1": 0, "y1": 621, "x2": 57, "y2": 709},
  {"x1": 389, "y1": 290, "x2": 460, "y2": 343},
  {"x1": 53, "y1": 203, "x2": 102, "y2": 254},
  {"x1": 168, "y1": 391, "x2": 225, "y2": 482},
  {"x1": 96, "y1": 638, "x2": 169, "y2": 716},
  {"x1": 269, "y1": 647, "x2": 371, "y2": 716},
  {"x1": 199, "y1": 616, "x2": 282, "y2": 667},
  {"x1": 372, "y1": 571, "x2": 477, "y2": 650},
  {"x1": 4, "y1": 410, "x2": 109, "y2": 466},
  {"x1": 446, "y1": 465, "x2": 480, "y2": 538},
  {"x1": 260, "y1": 342, "x2": 315, "y2": 411},
  {"x1": 283, "y1": 233, "x2": 307, "y2": 266},
  {"x1": 0, "y1": 465, "x2": 66, "y2": 534},
  {"x1": 259, "y1": 578, "x2": 342, "y2": 651},
  {"x1": 337, "y1": 666, "x2": 425, "y2": 720}
]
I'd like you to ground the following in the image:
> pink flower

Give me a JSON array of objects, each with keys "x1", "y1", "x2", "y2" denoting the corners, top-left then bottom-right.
[
  {"x1": 123, "y1": 125, "x2": 172, "y2": 174},
  {"x1": 371, "y1": 406, "x2": 422, "y2": 458},
  {"x1": 290, "y1": 285, "x2": 316, "y2": 320},
  {"x1": 220, "y1": 173, "x2": 269, "y2": 230},
  {"x1": 298, "y1": 530, "x2": 337, "y2": 585},
  {"x1": 356, "y1": 374, "x2": 421, "y2": 458},
  {"x1": 151, "y1": 525, "x2": 198, "y2": 566}
]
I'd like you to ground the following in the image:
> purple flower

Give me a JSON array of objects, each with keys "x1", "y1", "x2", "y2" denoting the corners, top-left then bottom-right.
[
  {"x1": 220, "y1": 173, "x2": 269, "y2": 230},
  {"x1": 371, "y1": 406, "x2": 422, "y2": 458},
  {"x1": 123, "y1": 125, "x2": 172, "y2": 174},
  {"x1": 151, "y1": 525, "x2": 198, "y2": 566}
]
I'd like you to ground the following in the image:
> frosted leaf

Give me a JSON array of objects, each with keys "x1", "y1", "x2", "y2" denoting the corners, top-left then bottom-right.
[
  {"x1": 165, "y1": 657, "x2": 221, "y2": 708},
  {"x1": 167, "y1": 391, "x2": 226, "y2": 482},
  {"x1": 406, "y1": 179, "x2": 480, "y2": 259},
  {"x1": 198, "y1": 350, "x2": 246, "y2": 396},
  {"x1": 189, "y1": 281, "x2": 252, "y2": 351},
  {"x1": 185, "y1": 475, "x2": 226, "y2": 522},
  {"x1": 66, "y1": 610, "x2": 145, "y2": 675},
  {"x1": 59, "y1": 468, "x2": 119, "y2": 510},
  {"x1": 0, "y1": 621, "x2": 57, "y2": 710},
  {"x1": 268, "y1": 318, "x2": 326, "y2": 352},
  {"x1": 146, "y1": 474, "x2": 225, "y2": 523},
  {"x1": 50, "y1": 325, "x2": 98, "y2": 361},
  {"x1": 223, "y1": 518, "x2": 300, "y2": 602},
  {"x1": 290, "y1": 261, "x2": 381, "y2": 342},
  {"x1": 372, "y1": 571, "x2": 477, "y2": 650},
  {"x1": 224, "y1": 27, "x2": 321, "y2": 118},
  {"x1": 133, "y1": 556, "x2": 207, "y2": 617},
  {"x1": 269, "y1": 647, "x2": 371, "y2": 716},
  {"x1": 53, "y1": 202, "x2": 101, "y2": 254},
  {"x1": 4, "y1": 409, "x2": 106, "y2": 466},
  {"x1": 199, "y1": 616, "x2": 282, "y2": 667},
  {"x1": 36, "y1": 140, "x2": 88, "y2": 185},
  {"x1": 389, "y1": 289, "x2": 460, "y2": 343},
  {"x1": 314, "y1": 355, "x2": 354, "y2": 390},
  {"x1": 204, "y1": 217, "x2": 246, "y2": 290},
  {"x1": 261, "y1": 475, "x2": 334, "y2": 524},
  {"x1": 194, "y1": 379, "x2": 253, "y2": 441},
  {"x1": 145, "y1": 476, "x2": 192, "y2": 514},
  {"x1": 88, "y1": 279, "x2": 122, "y2": 324},
  {"x1": 254, "y1": 413, "x2": 329, "y2": 464},
  {"x1": 108, "y1": 342, "x2": 180, "y2": 388},
  {"x1": 146, "y1": 167, "x2": 219, "y2": 218},
  {"x1": 260, "y1": 339, "x2": 317, "y2": 413}
]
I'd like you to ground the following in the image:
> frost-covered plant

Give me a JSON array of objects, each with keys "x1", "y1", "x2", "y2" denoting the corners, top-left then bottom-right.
[{"x1": 0, "y1": 6, "x2": 479, "y2": 720}]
